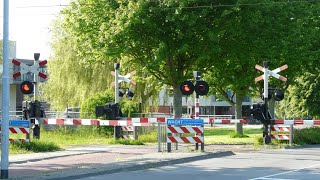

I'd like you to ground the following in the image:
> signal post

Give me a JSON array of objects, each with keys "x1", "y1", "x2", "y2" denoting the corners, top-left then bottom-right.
[
  {"x1": 255, "y1": 61, "x2": 288, "y2": 144},
  {"x1": 12, "y1": 53, "x2": 48, "y2": 139},
  {"x1": 179, "y1": 71, "x2": 209, "y2": 151}
]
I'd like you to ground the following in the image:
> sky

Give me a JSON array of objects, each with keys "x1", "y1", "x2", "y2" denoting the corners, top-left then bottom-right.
[{"x1": 0, "y1": 0, "x2": 70, "y2": 60}]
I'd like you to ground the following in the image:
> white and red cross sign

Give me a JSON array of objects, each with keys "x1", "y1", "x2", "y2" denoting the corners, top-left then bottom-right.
[
  {"x1": 111, "y1": 70, "x2": 136, "y2": 86},
  {"x1": 255, "y1": 64, "x2": 288, "y2": 82},
  {"x1": 12, "y1": 59, "x2": 48, "y2": 79}
]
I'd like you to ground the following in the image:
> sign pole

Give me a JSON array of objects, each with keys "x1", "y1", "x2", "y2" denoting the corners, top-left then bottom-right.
[
  {"x1": 33, "y1": 53, "x2": 41, "y2": 139},
  {"x1": 114, "y1": 63, "x2": 119, "y2": 104},
  {"x1": 34, "y1": 53, "x2": 40, "y2": 101},
  {"x1": 1, "y1": 0, "x2": 10, "y2": 178},
  {"x1": 263, "y1": 61, "x2": 271, "y2": 144},
  {"x1": 113, "y1": 63, "x2": 120, "y2": 140}
]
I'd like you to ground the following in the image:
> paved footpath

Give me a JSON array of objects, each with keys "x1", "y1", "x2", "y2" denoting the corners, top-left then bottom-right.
[{"x1": 4, "y1": 144, "x2": 252, "y2": 179}]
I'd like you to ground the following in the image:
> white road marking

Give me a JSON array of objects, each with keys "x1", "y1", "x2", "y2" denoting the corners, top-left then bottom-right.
[{"x1": 249, "y1": 163, "x2": 320, "y2": 180}]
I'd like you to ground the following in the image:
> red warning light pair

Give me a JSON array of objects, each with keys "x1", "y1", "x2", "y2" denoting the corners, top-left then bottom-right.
[{"x1": 180, "y1": 80, "x2": 209, "y2": 96}]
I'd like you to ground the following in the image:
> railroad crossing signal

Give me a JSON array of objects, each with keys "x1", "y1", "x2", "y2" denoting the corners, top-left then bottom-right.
[
  {"x1": 111, "y1": 70, "x2": 136, "y2": 86},
  {"x1": 12, "y1": 59, "x2": 48, "y2": 79},
  {"x1": 255, "y1": 64, "x2": 288, "y2": 82},
  {"x1": 254, "y1": 62, "x2": 288, "y2": 144},
  {"x1": 180, "y1": 80, "x2": 209, "y2": 96}
]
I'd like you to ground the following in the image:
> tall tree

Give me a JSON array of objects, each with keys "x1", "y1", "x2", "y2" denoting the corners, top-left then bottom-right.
[{"x1": 205, "y1": 0, "x2": 320, "y2": 119}]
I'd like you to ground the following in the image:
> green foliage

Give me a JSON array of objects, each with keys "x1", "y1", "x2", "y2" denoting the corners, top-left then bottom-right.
[
  {"x1": 11, "y1": 140, "x2": 61, "y2": 153},
  {"x1": 109, "y1": 139, "x2": 144, "y2": 145},
  {"x1": 229, "y1": 132, "x2": 249, "y2": 138},
  {"x1": 278, "y1": 72, "x2": 320, "y2": 119},
  {"x1": 80, "y1": 91, "x2": 114, "y2": 118},
  {"x1": 120, "y1": 99, "x2": 139, "y2": 117},
  {"x1": 294, "y1": 127, "x2": 320, "y2": 145},
  {"x1": 138, "y1": 131, "x2": 158, "y2": 143}
]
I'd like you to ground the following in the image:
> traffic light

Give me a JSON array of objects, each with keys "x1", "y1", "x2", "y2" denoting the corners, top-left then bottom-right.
[
  {"x1": 274, "y1": 89, "x2": 284, "y2": 101},
  {"x1": 195, "y1": 80, "x2": 209, "y2": 96},
  {"x1": 20, "y1": 81, "x2": 34, "y2": 94},
  {"x1": 180, "y1": 81, "x2": 195, "y2": 95},
  {"x1": 251, "y1": 103, "x2": 272, "y2": 125}
]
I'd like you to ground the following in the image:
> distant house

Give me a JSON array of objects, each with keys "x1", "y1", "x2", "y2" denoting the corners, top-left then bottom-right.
[{"x1": 157, "y1": 86, "x2": 252, "y2": 116}]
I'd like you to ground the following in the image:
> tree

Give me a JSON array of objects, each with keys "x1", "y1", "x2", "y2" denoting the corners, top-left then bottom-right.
[
  {"x1": 70, "y1": 0, "x2": 237, "y2": 118},
  {"x1": 278, "y1": 71, "x2": 320, "y2": 119},
  {"x1": 43, "y1": 18, "x2": 113, "y2": 110},
  {"x1": 205, "y1": 1, "x2": 320, "y2": 120}
]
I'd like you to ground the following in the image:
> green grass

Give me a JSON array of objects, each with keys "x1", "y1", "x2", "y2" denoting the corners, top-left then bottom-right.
[
  {"x1": 11, "y1": 126, "x2": 305, "y2": 154},
  {"x1": 204, "y1": 128, "x2": 262, "y2": 144}
]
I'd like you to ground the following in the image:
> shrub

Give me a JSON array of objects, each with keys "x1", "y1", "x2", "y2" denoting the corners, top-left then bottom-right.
[
  {"x1": 11, "y1": 140, "x2": 61, "y2": 153},
  {"x1": 294, "y1": 126, "x2": 320, "y2": 145}
]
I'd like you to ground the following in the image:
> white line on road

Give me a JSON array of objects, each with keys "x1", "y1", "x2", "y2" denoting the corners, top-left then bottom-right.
[
  {"x1": 249, "y1": 163, "x2": 320, "y2": 180},
  {"x1": 255, "y1": 178, "x2": 297, "y2": 180}
]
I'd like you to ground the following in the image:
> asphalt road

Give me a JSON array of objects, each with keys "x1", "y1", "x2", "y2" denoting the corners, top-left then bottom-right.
[{"x1": 77, "y1": 146, "x2": 320, "y2": 180}]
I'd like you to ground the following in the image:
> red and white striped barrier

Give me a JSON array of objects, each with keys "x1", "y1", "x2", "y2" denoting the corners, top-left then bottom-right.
[
  {"x1": 274, "y1": 120, "x2": 320, "y2": 125},
  {"x1": 1, "y1": 125, "x2": 30, "y2": 144},
  {"x1": 1, "y1": 127, "x2": 30, "y2": 134},
  {"x1": 120, "y1": 126, "x2": 135, "y2": 139},
  {"x1": 271, "y1": 125, "x2": 292, "y2": 141},
  {"x1": 121, "y1": 126, "x2": 134, "y2": 131},
  {"x1": 43, "y1": 117, "x2": 249, "y2": 126},
  {"x1": 167, "y1": 126, "x2": 204, "y2": 144},
  {"x1": 166, "y1": 126, "x2": 203, "y2": 134},
  {"x1": 271, "y1": 126, "x2": 290, "y2": 132},
  {"x1": 208, "y1": 118, "x2": 249, "y2": 124},
  {"x1": 271, "y1": 134, "x2": 290, "y2": 140},
  {"x1": 167, "y1": 136, "x2": 204, "y2": 143}
]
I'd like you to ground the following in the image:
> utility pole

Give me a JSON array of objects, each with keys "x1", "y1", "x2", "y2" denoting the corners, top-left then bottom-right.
[{"x1": 1, "y1": 0, "x2": 10, "y2": 178}]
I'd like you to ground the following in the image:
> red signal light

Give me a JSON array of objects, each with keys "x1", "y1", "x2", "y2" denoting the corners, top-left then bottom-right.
[
  {"x1": 195, "y1": 81, "x2": 209, "y2": 96},
  {"x1": 182, "y1": 85, "x2": 191, "y2": 92},
  {"x1": 20, "y1": 81, "x2": 34, "y2": 94},
  {"x1": 180, "y1": 81, "x2": 194, "y2": 95}
]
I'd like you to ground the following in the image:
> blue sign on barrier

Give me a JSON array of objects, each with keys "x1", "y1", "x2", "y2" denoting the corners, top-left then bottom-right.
[
  {"x1": 0, "y1": 120, "x2": 30, "y2": 127},
  {"x1": 166, "y1": 118, "x2": 204, "y2": 126}
]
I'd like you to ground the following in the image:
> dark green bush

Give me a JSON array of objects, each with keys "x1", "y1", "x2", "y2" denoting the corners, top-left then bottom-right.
[{"x1": 294, "y1": 127, "x2": 320, "y2": 145}]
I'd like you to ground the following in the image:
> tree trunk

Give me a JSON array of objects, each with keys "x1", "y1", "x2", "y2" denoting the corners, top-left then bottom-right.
[
  {"x1": 235, "y1": 94, "x2": 243, "y2": 135},
  {"x1": 172, "y1": 85, "x2": 182, "y2": 118}
]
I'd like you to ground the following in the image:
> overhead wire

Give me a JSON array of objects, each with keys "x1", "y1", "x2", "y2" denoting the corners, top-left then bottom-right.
[{"x1": 14, "y1": 0, "x2": 320, "y2": 9}]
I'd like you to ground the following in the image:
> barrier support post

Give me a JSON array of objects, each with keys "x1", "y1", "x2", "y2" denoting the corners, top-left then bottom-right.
[
  {"x1": 133, "y1": 126, "x2": 138, "y2": 140},
  {"x1": 289, "y1": 124, "x2": 294, "y2": 146},
  {"x1": 114, "y1": 126, "x2": 121, "y2": 140},
  {"x1": 158, "y1": 121, "x2": 161, "y2": 152}
]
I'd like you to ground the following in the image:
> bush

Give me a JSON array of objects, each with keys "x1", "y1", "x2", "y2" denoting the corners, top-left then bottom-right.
[
  {"x1": 11, "y1": 140, "x2": 61, "y2": 153},
  {"x1": 294, "y1": 127, "x2": 320, "y2": 145}
]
